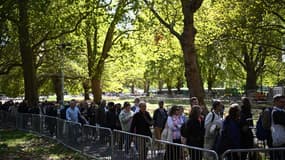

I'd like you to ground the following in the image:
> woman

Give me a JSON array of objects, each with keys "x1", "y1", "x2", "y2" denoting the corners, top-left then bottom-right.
[
  {"x1": 240, "y1": 97, "x2": 254, "y2": 159},
  {"x1": 130, "y1": 101, "x2": 153, "y2": 160},
  {"x1": 204, "y1": 101, "x2": 223, "y2": 160},
  {"x1": 119, "y1": 102, "x2": 134, "y2": 154},
  {"x1": 216, "y1": 104, "x2": 241, "y2": 160},
  {"x1": 184, "y1": 105, "x2": 205, "y2": 160},
  {"x1": 164, "y1": 105, "x2": 183, "y2": 160}
]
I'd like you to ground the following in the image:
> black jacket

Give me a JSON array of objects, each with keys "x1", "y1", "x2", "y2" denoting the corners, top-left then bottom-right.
[{"x1": 130, "y1": 111, "x2": 153, "y2": 137}]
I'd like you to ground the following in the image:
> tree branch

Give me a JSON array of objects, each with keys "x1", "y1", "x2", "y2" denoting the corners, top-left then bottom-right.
[
  {"x1": 230, "y1": 36, "x2": 285, "y2": 52},
  {"x1": 272, "y1": 11, "x2": 285, "y2": 23},
  {"x1": 143, "y1": 0, "x2": 181, "y2": 40},
  {"x1": 32, "y1": 11, "x2": 90, "y2": 51},
  {"x1": 0, "y1": 63, "x2": 22, "y2": 75}
]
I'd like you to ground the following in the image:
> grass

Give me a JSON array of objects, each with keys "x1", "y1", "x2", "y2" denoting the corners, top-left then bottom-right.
[{"x1": 0, "y1": 129, "x2": 92, "y2": 160}]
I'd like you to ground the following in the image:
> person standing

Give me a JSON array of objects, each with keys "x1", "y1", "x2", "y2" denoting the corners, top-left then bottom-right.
[
  {"x1": 119, "y1": 102, "x2": 134, "y2": 154},
  {"x1": 271, "y1": 94, "x2": 285, "y2": 160},
  {"x1": 131, "y1": 98, "x2": 140, "y2": 113},
  {"x1": 204, "y1": 101, "x2": 223, "y2": 160},
  {"x1": 164, "y1": 105, "x2": 183, "y2": 160},
  {"x1": 184, "y1": 105, "x2": 205, "y2": 160},
  {"x1": 240, "y1": 97, "x2": 254, "y2": 159},
  {"x1": 66, "y1": 99, "x2": 87, "y2": 123},
  {"x1": 216, "y1": 104, "x2": 241, "y2": 160},
  {"x1": 130, "y1": 101, "x2": 153, "y2": 160},
  {"x1": 153, "y1": 100, "x2": 168, "y2": 140}
]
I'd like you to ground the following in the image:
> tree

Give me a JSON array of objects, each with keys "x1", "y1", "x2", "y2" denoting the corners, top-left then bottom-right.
[
  {"x1": 208, "y1": 0, "x2": 283, "y2": 93},
  {"x1": 83, "y1": 0, "x2": 139, "y2": 103},
  {"x1": 143, "y1": 0, "x2": 206, "y2": 109},
  {"x1": 17, "y1": 0, "x2": 38, "y2": 107}
]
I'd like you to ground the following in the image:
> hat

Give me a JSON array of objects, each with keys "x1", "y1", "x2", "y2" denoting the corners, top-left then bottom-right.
[{"x1": 273, "y1": 94, "x2": 285, "y2": 100}]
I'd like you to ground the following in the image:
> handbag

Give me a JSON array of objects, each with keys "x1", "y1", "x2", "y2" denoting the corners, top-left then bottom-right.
[{"x1": 161, "y1": 122, "x2": 172, "y2": 142}]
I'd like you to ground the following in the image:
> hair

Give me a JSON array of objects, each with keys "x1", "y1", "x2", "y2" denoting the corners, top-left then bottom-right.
[
  {"x1": 189, "y1": 105, "x2": 201, "y2": 120},
  {"x1": 107, "y1": 102, "x2": 115, "y2": 110},
  {"x1": 134, "y1": 98, "x2": 140, "y2": 103},
  {"x1": 190, "y1": 97, "x2": 198, "y2": 103},
  {"x1": 227, "y1": 103, "x2": 240, "y2": 120},
  {"x1": 169, "y1": 105, "x2": 179, "y2": 116},
  {"x1": 123, "y1": 101, "x2": 131, "y2": 109},
  {"x1": 241, "y1": 97, "x2": 251, "y2": 113},
  {"x1": 158, "y1": 100, "x2": 164, "y2": 107},
  {"x1": 139, "y1": 101, "x2": 146, "y2": 108},
  {"x1": 212, "y1": 100, "x2": 221, "y2": 111}
]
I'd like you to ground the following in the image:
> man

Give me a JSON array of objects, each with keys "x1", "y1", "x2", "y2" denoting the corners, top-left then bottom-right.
[
  {"x1": 271, "y1": 94, "x2": 285, "y2": 159},
  {"x1": 153, "y1": 100, "x2": 168, "y2": 140},
  {"x1": 131, "y1": 98, "x2": 140, "y2": 113},
  {"x1": 66, "y1": 99, "x2": 88, "y2": 123}
]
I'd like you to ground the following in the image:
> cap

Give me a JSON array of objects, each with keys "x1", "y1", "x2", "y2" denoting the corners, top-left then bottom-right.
[{"x1": 273, "y1": 94, "x2": 285, "y2": 100}]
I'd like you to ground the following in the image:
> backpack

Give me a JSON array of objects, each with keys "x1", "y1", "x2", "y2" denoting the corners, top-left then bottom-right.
[
  {"x1": 255, "y1": 107, "x2": 272, "y2": 141},
  {"x1": 205, "y1": 112, "x2": 217, "y2": 137}
]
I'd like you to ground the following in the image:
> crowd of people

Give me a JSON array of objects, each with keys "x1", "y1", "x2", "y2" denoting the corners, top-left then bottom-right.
[{"x1": 1, "y1": 95, "x2": 285, "y2": 160}]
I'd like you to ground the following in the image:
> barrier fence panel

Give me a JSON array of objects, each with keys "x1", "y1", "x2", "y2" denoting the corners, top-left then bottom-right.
[
  {"x1": 222, "y1": 147, "x2": 285, "y2": 160},
  {"x1": 152, "y1": 139, "x2": 219, "y2": 160},
  {"x1": 56, "y1": 119, "x2": 82, "y2": 152},
  {"x1": 112, "y1": 130, "x2": 153, "y2": 160},
  {"x1": 40, "y1": 115, "x2": 57, "y2": 138},
  {"x1": 0, "y1": 110, "x2": 16, "y2": 128},
  {"x1": 31, "y1": 114, "x2": 41, "y2": 134},
  {"x1": 22, "y1": 113, "x2": 32, "y2": 131},
  {"x1": 16, "y1": 112, "x2": 23, "y2": 129},
  {"x1": 82, "y1": 125, "x2": 112, "y2": 159}
]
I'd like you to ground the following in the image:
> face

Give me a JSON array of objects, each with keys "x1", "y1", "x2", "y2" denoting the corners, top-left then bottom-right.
[
  {"x1": 139, "y1": 103, "x2": 147, "y2": 112},
  {"x1": 277, "y1": 98, "x2": 285, "y2": 108},
  {"x1": 216, "y1": 103, "x2": 223, "y2": 113},
  {"x1": 191, "y1": 99, "x2": 199, "y2": 106},
  {"x1": 125, "y1": 105, "x2": 131, "y2": 112},
  {"x1": 70, "y1": 101, "x2": 76, "y2": 109}
]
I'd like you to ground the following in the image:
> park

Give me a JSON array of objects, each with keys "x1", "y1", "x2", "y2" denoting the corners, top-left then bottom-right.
[{"x1": 0, "y1": 0, "x2": 285, "y2": 159}]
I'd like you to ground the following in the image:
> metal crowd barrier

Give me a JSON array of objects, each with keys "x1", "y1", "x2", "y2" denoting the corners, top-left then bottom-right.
[
  {"x1": 153, "y1": 139, "x2": 218, "y2": 160},
  {"x1": 222, "y1": 147, "x2": 285, "y2": 160},
  {"x1": 2, "y1": 110, "x2": 285, "y2": 160},
  {"x1": 0, "y1": 110, "x2": 16, "y2": 128},
  {"x1": 112, "y1": 129, "x2": 153, "y2": 160},
  {"x1": 82, "y1": 124, "x2": 112, "y2": 159}
]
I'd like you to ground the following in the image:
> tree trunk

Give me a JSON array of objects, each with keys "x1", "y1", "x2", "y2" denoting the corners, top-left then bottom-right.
[
  {"x1": 176, "y1": 78, "x2": 183, "y2": 92},
  {"x1": 83, "y1": 79, "x2": 90, "y2": 100},
  {"x1": 167, "y1": 83, "x2": 172, "y2": 96},
  {"x1": 52, "y1": 75, "x2": 63, "y2": 103},
  {"x1": 144, "y1": 80, "x2": 150, "y2": 96},
  {"x1": 18, "y1": 0, "x2": 38, "y2": 107},
  {"x1": 131, "y1": 83, "x2": 135, "y2": 94},
  {"x1": 180, "y1": 1, "x2": 208, "y2": 114},
  {"x1": 91, "y1": 76, "x2": 102, "y2": 104},
  {"x1": 158, "y1": 80, "x2": 163, "y2": 94},
  {"x1": 246, "y1": 70, "x2": 258, "y2": 93},
  {"x1": 180, "y1": 13, "x2": 206, "y2": 108}
]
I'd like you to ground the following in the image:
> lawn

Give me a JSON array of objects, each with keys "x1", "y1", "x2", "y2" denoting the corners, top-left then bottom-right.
[{"x1": 0, "y1": 129, "x2": 92, "y2": 160}]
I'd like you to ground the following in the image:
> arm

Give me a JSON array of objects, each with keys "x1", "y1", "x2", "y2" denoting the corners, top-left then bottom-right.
[
  {"x1": 153, "y1": 110, "x2": 158, "y2": 124},
  {"x1": 119, "y1": 112, "x2": 132, "y2": 123},
  {"x1": 144, "y1": 112, "x2": 153, "y2": 126},
  {"x1": 66, "y1": 108, "x2": 71, "y2": 121},
  {"x1": 77, "y1": 107, "x2": 88, "y2": 124},
  {"x1": 130, "y1": 114, "x2": 136, "y2": 133},
  {"x1": 167, "y1": 116, "x2": 177, "y2": 130}
]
